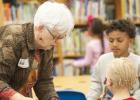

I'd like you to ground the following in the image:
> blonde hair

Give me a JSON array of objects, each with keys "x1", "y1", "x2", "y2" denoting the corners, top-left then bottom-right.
[{"x1": 106, "y1": 58, "x2": 137, "y2": 89}]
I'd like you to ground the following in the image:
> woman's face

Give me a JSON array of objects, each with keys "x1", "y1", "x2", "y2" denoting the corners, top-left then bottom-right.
[{"x1": 34, "y1": 26, "x2": 65, "y2": 50}]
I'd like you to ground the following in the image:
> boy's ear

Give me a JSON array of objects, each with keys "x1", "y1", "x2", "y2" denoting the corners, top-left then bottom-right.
[
  {"x1": 34, "y1": 25, "x2": 44, "y2": 40},
  {"x1": 129, "y1": 38, "x2": 134, "y2": 48},
  {"x1": 130, "y1": 38, "x2": 134, "y2": 44}
]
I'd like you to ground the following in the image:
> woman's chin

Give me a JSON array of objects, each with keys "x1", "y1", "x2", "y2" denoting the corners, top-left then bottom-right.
[{"x1": 44, "y1": 46, "x2": 53, "y2": 50}]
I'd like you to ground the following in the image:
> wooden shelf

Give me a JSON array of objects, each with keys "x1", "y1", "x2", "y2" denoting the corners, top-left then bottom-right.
[
  {"x1": 74, "y1": 24, "x2": 87, "y2": 28},
  {"x1": 0, "y1": 0, "x2": 4, "y2": 26},
  {"x1": 64, "y1": 54, "x2": 83, "y2": 59},
  {"x1": 53, "y1": 53, "x2": 84, "y2": 59}
]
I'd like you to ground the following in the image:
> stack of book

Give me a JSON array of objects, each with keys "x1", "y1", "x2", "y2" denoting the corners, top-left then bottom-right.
[
  {"x1": 3, "y1": 1, "x2": 39, "y2": 24},
  {"x1": 69, "y1": 0, "x2": 106, "y2": 24}
]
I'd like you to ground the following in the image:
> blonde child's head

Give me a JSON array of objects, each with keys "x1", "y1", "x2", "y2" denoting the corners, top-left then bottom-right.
[{"x1": 106, "y1": 58, "x2": 137, "y2": 90}]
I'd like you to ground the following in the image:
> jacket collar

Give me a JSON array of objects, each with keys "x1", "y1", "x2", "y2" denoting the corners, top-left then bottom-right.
[{"x1": 23, "y1": 23, "x2": 35, "y2": 51}]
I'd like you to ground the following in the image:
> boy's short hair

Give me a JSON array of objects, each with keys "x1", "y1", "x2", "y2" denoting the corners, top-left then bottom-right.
[
  {"x1": 106, "y1": 58, "x2": 137, "y2": 89},
  {"x1": 106, "y1": 19, "x2": 136, "y2": 38}
]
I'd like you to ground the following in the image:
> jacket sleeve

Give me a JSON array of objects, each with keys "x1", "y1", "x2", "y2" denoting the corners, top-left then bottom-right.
[
  {"x1": 86, "y1": 58, "x2": 103, "y2": 100},
  {"x1": 34, "y1": 48, "x2": 58, "y2": 100},
  {"x1": 0, "y1": 32, "x2": 17, "y2": 98}
]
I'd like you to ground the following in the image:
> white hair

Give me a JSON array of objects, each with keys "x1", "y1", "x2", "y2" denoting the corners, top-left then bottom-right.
[{"x1": 34, "y1": 1, "x2": 74, "y2": 36}]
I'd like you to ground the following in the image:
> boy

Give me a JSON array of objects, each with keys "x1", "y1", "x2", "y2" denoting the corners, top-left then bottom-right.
[{"x1": 87, "y1": 19, "x2": 140, "y2": 100}]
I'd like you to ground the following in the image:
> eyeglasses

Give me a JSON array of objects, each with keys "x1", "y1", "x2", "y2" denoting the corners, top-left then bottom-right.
[
  {"x1": 45, "y1": 25, "x2": 67, "y2": 40},
  {"x1": 46, "y1": 26, "x2": 55, "y2": 39},
  {"x1": 104, "y1": 77, "x2": 107, "y2": 85}
]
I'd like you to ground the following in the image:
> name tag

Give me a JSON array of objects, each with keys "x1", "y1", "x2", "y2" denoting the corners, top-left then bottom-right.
[{"x1": 18, "y1": 58, "x2": 29, "y2": 68}]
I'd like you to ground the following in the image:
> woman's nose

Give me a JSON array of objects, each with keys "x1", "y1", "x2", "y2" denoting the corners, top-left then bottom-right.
[{"x1": 52, "y1": 40, "x2": 57, "y2": 46}]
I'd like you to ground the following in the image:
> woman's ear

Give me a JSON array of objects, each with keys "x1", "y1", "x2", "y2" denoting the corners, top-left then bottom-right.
[{"x1": 34, "y1": 25, "x2": 44, "y2": 41}]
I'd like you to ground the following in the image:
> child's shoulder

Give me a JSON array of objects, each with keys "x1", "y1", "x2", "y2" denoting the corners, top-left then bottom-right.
[
  {"x1": 98, "y1": 52, "x2": 113, "y2": 61},
  {"x1": 130, "y1": 53, "x2": 140, "y2": 60}
]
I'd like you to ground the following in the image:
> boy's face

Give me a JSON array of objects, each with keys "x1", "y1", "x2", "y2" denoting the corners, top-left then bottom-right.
[{"x1": 108, "y1": 30, "x2": 133, "y2": 57}]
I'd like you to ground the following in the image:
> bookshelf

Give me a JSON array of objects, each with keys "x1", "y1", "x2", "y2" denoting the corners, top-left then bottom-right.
[
  {"x1": 115, "y1": 0, "x2": 140, "y2": 21},
  {"x1": 114, "y1": 0, "x2": 124, "y2": 19},
  {"x1": 60, "y1": 0, "x2": 140, "y2": 76},
  {"x1": 0, "y1": 0, "x2": 4, "y2": 26},
  {"x1": 1, "y1": 0, "x2": 39, "y2": 25}
]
